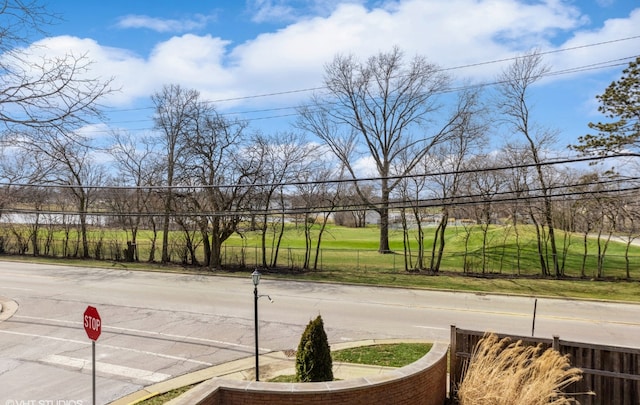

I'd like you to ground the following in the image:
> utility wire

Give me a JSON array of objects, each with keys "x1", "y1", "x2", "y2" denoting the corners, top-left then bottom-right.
[
  {"x1": 1, "y1": 153, "x2": 637, "y2": 190},
  {"x1": 1, "y1": 155, "x2": 639, "y2": 217},
  {"x1": 104, "y1": 34, "x2": 640, "y2": 113},
  {"x1": 2, "y1": 182, "x2": 638, "y2": 218},
  {"x1": 89, "y1": 34, "x2": 640, "y2": 134}
]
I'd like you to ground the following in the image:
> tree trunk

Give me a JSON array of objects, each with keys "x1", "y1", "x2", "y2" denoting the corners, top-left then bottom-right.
[
  {"x1": 378, "y1": 198, "x2": 391, "y2": 254},
  {"x1": 313, "y1": 213, "x2": 331, "y2": 270},
  {"x1": 161, "y1": 207, "x2": 171, "y2": 263},
  {"x1": 413, "y1": 208, "x2": 424, "y2": 270},
  {"x1": 581, "y1": 231, "x2": 588, "y2": 277},
  {"x1": 271, "y1": 213, "x2": 286, "y2": 268},
  {"x1": 400, "y1": 208, "x2": 412, "y2": 271},
  {"x1": 303, "y1": 214, "x2": 312, "y2": 269},
  {"x1": 260, "y1": 213, "x2": 269, "y2": 268},
  {"x1": 543, "y1": 197, "x2": 561, "y2": 277},
  {"x1": 430, "y1": 210, "x2": 448, "y2": 272},
  {"x1": 529, "y1": 208, "x2": 549, "y2": 277},
  {"x1": 209, "y1": 237, "x2": 222, "y2": 269}
]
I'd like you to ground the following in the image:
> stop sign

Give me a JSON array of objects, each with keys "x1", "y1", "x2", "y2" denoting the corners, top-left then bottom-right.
[{"x1": 84, "y1": 306, "x2": 101, "y2": 341}]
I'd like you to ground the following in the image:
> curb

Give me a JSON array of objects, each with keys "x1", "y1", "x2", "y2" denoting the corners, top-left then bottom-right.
[
  {"x1": 109, "y1": 339, "x2": 433, "y2": 405},
  {"x1": 0, "y1": 297, "x2": 18, "y2": 322}
]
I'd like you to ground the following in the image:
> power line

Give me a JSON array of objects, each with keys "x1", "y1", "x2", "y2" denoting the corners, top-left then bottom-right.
[
  {"x1": 1, "y1": 153, "x2": 637, "y2": 191},
  {"x1": 79, "y1": 53, "x2": 638, "y2": 135},
  {"x1": 99, "y1": 34, "x2": 640, "y2": 117},
  {"x1": 2, "y1": 181, "x2": 638, "y2": 218},
  {"x1": 2, "y1": 153, "x2": 638, "y2": 217}
]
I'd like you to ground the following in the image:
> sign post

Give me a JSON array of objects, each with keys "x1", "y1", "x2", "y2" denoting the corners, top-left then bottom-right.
[{"x1": 84, "y1": 306, "x2": 101, "y2": 405}]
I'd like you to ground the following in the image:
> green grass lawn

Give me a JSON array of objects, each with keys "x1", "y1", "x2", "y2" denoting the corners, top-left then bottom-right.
[
  {"x1": 332, "y1": 342, "x2": 433, "y2": 368},
  {"x1": 268, "y1": 343, "x2": 433, "y2": 383},
  {"x1": 219, "y1": 223, "x2": 640, "y2": 279}
]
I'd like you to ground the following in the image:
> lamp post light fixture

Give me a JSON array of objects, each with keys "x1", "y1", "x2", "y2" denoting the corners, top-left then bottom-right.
[{"x1": 252, "y1": 269, "x2": 261, "y2": 381}]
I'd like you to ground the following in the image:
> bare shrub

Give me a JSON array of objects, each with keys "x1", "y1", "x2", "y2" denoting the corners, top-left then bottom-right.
[{"x1": 458, "y1": 333, "x2": 588, "y2": 405}]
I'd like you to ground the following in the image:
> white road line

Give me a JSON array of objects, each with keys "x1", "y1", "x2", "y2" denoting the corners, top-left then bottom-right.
[
  {"x1": 107, "y1": 324, "x2": 260, "y2": 350},
  {"x1": 0, "y1": 330, "x2": 214, "y2": 366},
  {"x1": 413, "y1": 325, "x2": 448, "y2": 331},
  {"x1": 14, "y1": 314, "x2": 270, "y2": 351},
  {"x1": 41, "y1": 354, "x2": 171, "y2": 383},
  {"x1": 0, "y1": 329, "x2": 86, "y2": 345}
]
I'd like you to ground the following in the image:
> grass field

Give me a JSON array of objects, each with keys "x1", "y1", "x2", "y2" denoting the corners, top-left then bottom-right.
[
  {"x1": 219, "y1": 223, "x2": 640, "y2": 279},
  {"x1": 4, "y1": 222, "x2": 640, "y2": 302}
]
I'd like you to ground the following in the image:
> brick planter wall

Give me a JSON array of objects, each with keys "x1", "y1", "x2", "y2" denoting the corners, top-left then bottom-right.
[{"x1": 168, "y1": 341, "x2": 449, "y2": 405}]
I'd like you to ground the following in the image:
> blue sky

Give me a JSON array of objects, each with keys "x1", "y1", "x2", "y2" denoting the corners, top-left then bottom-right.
[{"x1": 28, "y1": 0, "x2": 640, "y2": 151}]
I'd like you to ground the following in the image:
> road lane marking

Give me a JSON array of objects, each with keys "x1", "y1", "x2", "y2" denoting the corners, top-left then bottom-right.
[
  {"x1": 41, "y1": 354, "x2": 171, "y2": 383},
  {"x1": 0, "y1": 330, "x2": 213, "y2": 366},
  {"x1": 13, "y1": 314, "x2": 271, "y2": 352},
  {"x1": 413, "y1": 326, "x2": 448, "y2": 331},
  {"x1": 106, "y1": 324, "x2": 266, "y2": 351}
]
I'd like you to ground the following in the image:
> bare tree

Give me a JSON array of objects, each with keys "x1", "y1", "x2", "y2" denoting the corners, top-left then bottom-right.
[
  {"x1": 251, "y1": 131, "x2": 316, "y2": 268},
  {"x1": 294, "y1": 164, "x2": 343, "y2": 271},
  {"x1": 0, "y1": 1, "x2": 113, "y2": 136},
  {"x1": 618, "y1": 195, "x2": 640, "y2": 279},
  {"x1": 463, "y1": 154, "x2": 504, "y2": 273},
  {"x1": 108, "y1": 131, "x2": 163, "y2": 261},
  {"x1": 152, "y1": 84, "x2": 199, "y2": 263},
  {"x1": 395, "y1": 165, "x2": 426, "y2": 272},
  {"x1": 179, "y1": 99, "x2": 259, "y2": 269},
  {"x1": 298, "y1": 47, "x2": 473, "y2": 253},
  {"x1": 11, "y1": 126, "x2": 107, "y2": 258},
  {"x1": 0, "y1": 146, "x2": 44, "y2": 226},
  {"x1": 496, "y1": 50, "x2": 562, "y2": 277},
  {"x1": 428, "y1": 88, "x2": 487, "y2": 272},
  {"x1": 500, "y1": 145, "x2": 536, "y2": 274},
  {"x1": 0, "y1": 1, "x2": 113, "y2": 258},
  {"x1": 334, "y1": 184, "x2": 373, "y2": 228}
]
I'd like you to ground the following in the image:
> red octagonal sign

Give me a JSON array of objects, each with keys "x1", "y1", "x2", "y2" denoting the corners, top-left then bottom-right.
[{"x1": 84, "y1": 305, "x2": 101, "y2": 341}]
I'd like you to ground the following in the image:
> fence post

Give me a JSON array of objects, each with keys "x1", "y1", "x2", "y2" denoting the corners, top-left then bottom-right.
[
  {"x1": 553, "y1": 335, "x2": 560, "y2": 352},
  {"x1": 450, "y1": 324, "x2": 457, "y2": 397}
]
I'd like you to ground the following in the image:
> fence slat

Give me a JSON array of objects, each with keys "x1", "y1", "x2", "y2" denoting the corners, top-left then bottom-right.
[{"x1": 451, "y1": 326, "x2": 640, "y2": 405}]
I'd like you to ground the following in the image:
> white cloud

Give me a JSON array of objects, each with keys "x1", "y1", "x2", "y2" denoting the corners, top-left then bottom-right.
[
  {"x1": 25, "y1": 34, "x2": 237, "y2": 106},
  {"x1": 540, "y1": 6, "x2": 640, "y2": 105},
  {"x1": 21, "y1": 0, "x2": 638, "y2": 115},
  {"x1": 229, "y1": 0, "x2": 592, "y2": 98},
  {"x1": 116, "y1": 14, "x2": 212, "y2": 33},
  {"x1": 353, "y1": 155, "x2": 378, "y2": 177},
  {"x1": 596, "y1": 0, "x2": 616, "y2": 7},
  {"x1": 246, "y1": 0, "x2": 366, "y2": 23},
  {"x1": 248, "y1": 0, "x2": 299, "y2": 23}
]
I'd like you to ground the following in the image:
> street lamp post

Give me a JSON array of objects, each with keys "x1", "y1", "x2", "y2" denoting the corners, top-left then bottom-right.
[{"x1": 252, "y1": 269, "x2": 261, "y2": 381}]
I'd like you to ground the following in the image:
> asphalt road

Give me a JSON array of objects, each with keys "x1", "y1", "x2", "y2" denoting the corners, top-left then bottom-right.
[{"x1": 0, "y1": 261, "x2": 638, "y2": 404}]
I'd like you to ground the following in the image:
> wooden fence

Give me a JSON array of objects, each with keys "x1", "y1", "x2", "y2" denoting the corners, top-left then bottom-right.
[{"x1": 450, "y1": 326, "x2": 640, "y2": 405}]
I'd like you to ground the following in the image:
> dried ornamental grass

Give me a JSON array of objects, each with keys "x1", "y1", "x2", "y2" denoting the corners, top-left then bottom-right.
[{"x1": 458, "y1": 333, "x2": 586, "y2": 405}]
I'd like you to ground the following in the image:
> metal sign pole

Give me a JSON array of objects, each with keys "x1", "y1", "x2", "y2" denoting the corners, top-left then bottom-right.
[
  {"x1": 92, "y1": 340, "x2": 96, "y2": 405},
  {"x1": 531, "y1": 298, "x2": 538, "y2": 337}
]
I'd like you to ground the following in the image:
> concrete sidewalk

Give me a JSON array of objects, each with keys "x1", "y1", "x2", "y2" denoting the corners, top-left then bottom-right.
[{"x1": 109, "y1": 339, "x2": 421, "y2": 405}]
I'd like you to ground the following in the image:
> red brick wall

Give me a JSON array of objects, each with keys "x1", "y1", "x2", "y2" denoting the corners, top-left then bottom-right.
[{"x1": 173, "y1": 342, "x2": 448, "y2": 405}]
